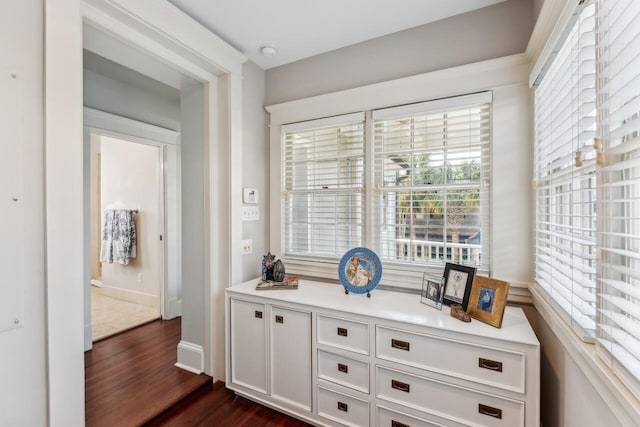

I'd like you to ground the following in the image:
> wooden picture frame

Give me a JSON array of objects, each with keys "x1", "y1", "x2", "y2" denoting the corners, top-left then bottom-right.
[
  {"x1": 468, "y1": 276, "x2": 510, "y2": 328},
  {"x1": 442, "y1": 263, "x2": 476, "y2": 311}
]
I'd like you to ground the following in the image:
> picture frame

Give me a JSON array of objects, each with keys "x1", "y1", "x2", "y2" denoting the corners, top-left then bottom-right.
[
  {"x1": 467, "y1": 276, "x2": 510, "y2": 328},
  {"x1": 421, "y1": 274, "x2": 444, "y2": 310},
  {"x1": 442, "y1": 262, "x2": 476, "y2": 311}
]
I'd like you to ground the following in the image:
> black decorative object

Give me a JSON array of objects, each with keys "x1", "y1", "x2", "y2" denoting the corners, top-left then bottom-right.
[
  {"x1": 262, "y1": 252, "x2": 286, "y2": 282},
  {"x1": 262, "y1": 252, "x2": 276, "y2": 281},
  {"x1": 273, "y1": 260, "x2": 286, "y2": 282}
]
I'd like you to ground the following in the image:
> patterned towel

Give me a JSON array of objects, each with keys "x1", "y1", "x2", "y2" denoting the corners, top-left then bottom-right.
[{"x1": 100, "y1": 208, "x2": 137, "y2": 265}]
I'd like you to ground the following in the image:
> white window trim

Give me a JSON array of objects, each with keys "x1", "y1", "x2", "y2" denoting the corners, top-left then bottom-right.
[
  {"x1": 267, "y1": 53, "x2": 532, "y2": 296},
  {"x1": 531, "y1": 283, "x2": 640, "y2": 427}
]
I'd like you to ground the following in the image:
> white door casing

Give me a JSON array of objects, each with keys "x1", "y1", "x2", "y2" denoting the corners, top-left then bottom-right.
[{"x1": 45, "y1": 0, "x2": 246, "y2": 425}]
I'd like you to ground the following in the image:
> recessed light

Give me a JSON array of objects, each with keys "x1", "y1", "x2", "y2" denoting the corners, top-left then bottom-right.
[{"x1": 260, "y1": 45, "x2": 277, "y2": 57}]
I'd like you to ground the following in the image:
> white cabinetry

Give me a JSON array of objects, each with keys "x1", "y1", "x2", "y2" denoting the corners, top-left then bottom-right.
[
  {"x1": 229, "y1": 298, "x2": 267, "y2": 393},
  {"x1": 226, "y1": 279, "x2": 540, "y2": 426},
  {"x1": 270, "y1": 305, "x2": 312, "y2": 411}
]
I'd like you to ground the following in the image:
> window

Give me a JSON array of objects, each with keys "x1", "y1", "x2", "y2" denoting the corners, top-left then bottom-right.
[
  {"x1": 534, "y1": 2, "x2": 597, "y2": 339},
  {"x1": 534, "y1": 0, "x2": 640, "y2": 398},
  {"x1": 279, "y1": 95, "x2": 492, "y2": 282},
  {"x1": 596, "y1": 0, "x2": 640, "y2": 398},
  {"x1": 372, "y1": 93, "x2": 491, "y2": 272},
  {"x1": 281, "y1": 113, "x2": 365, "y2": 258}
]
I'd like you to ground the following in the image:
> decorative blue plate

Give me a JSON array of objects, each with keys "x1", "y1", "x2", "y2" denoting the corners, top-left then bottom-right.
[{"x1": 338, "y1": 247, "x2": 382, "y2": 296}]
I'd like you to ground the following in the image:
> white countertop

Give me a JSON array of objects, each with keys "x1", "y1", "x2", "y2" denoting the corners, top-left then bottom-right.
[{"x1": 227, "y1": 278, "x2": 539, "y2": 347}]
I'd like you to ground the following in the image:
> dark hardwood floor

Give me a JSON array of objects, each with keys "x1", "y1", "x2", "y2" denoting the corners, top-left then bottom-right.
[
  {"x1": 85, "y1": 317, "x2": 311, "y2": 427},
  {"x1": 144, "y1": 382, "x2": 312, "y2": 427}
]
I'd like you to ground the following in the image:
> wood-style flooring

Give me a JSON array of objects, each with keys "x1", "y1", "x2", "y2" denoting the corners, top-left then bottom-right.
[
  {"x1": 85, "y1": 317, "x2": 311, "y2": 427},
  {"x1": 144, "y1": 382, "x2": 312, "y2": 427}
]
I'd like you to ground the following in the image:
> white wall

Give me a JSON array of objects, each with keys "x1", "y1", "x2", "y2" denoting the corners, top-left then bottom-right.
[
  {"x1": 0, "y1": 1, "x2": 48, "y2": 426},
  {"x1": 84, "y1": 50, "x2": 181, "y2": 131},
  {"x1": 242, "y1": 61, "x2": 268, "y2": 280},
  {"x1": 265, "y1": 0, "x2": 533, "y2": 105},
  {"x1": 99, "y1": 136, "x2": 162, "y2": 306}
]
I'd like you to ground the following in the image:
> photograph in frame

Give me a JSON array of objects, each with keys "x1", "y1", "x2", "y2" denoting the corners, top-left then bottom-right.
[
  {"x1": 467, "y1": 275, "x2": 510, "y2": 328},
  {"x1": 421, "y1": 274, "x2": 444, "y2": 310},
  {"x1": 442, "y1": 263, "x2": 476, "y2": 311}
]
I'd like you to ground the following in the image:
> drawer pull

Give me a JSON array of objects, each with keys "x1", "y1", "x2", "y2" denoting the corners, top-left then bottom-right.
[
  {"x1": 391, "y1": 338, "x2": 410, "y2": 351},
  {"x1": 275, "y1": 315, "x2": 284, "y2": 324},
  {"x1": 391, "y1": 379, "x2": 410, "y2": 393},
  {"x1": 478, "y1": 404, "x2": 502, "y2": 419},
  {"x1": 337, "y1": 363, "x2": 349, "y2": 374},
  {"x1": 479, "y1": 357, "x2": 503, "y2": 372},
  {"x1": 337, "y1": 401, "x2": 348, "y2": 412},
  {"x1": 392, "y1": 421, "x2": 410, "y2": 427},
  {"x1": 337, "y1": 327, "x2": 348, "y2": 337},
  {"x1": 254, "y1": 310, "x2": 262, "y2": 319}
]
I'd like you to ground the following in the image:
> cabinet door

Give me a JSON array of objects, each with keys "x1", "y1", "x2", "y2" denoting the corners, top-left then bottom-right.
[
  {"x1": 270, "y1": 306, "x2": 312, "y2": 411},
  {"x1": 230, "y1": 298, "x2": 267, "y2": 393}
]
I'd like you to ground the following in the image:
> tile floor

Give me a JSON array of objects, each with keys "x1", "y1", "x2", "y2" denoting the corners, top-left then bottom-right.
[{"x1": 91, "y1": 285, "x2": 160, "y2": 341}]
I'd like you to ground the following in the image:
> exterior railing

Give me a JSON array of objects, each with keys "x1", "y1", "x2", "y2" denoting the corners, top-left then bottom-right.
[{"x1": 391, "y1": 238, "x2": 481, "y2": 265}]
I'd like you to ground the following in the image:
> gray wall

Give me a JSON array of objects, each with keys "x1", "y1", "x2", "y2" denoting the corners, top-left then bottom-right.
[
  {"x1": 0, "y1": 0, "x2": 48, "y2": 425},
  {"x1": 533, "y1": 0, "x2": 545, "y2": 23},
  {"x1": 242, "y1": 60, "x2": 269, "y2": 281},
  {"x1": 266, "y1": 0, "x2": 533, "y2": 105},
  {"x1": 180, "y1": 84, "x2": 206, "y2": 346},
  {"x1": 520, "y1": 306, "x2": 622, "y2": 427},
  {"x1": 83, "y1": 50, "x2": 181, "y2": 131}
]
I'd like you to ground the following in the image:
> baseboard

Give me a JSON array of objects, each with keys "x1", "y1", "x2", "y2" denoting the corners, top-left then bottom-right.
[
  {"x1": 98, "y1": 283, "x2": 159, "y2": 308},
  {"x1": 176, "y1": 340, "x2": 204, "y2": 374},
  {"x1": 84, "y1": 322, "x2": 92, "y2": 351},
  {"x1": 164, "y1": 297, "x2": 182, "y2": 320}
]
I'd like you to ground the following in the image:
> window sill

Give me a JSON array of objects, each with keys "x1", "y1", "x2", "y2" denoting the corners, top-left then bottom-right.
[{"x1": 530, "y1": 284, "x2": 640, "y2": 427}]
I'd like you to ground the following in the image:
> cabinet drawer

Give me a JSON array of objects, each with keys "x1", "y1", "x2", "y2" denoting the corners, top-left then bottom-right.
[
  {"x1": 318, "y1": 350, "x2": 369, "y2": 394},
  {"x1": 377, "y1": 366, "x2": 524, "y2": 427},
  {"x1": 318, "y1": 314, "x2": 369, "y2": 355},
  {"x1": 377, "y1": 405, "x2": 465, "y2": 427},
  {"x1": 318, "y1": 386, "x2": 369, "y2": 427},
  {"x1": 376, "y1": 326, "x2": 525, "y2": 393}
]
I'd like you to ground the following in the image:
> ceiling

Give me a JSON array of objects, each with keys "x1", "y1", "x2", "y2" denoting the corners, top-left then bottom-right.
[{"x1": 167, "y1": 0, "x2": 510, "y2": 69}]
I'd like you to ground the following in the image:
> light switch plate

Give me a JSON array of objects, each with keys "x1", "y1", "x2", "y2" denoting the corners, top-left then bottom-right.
[{"x1": 242, "y1": 205, "x2": 259, "y2": 221}]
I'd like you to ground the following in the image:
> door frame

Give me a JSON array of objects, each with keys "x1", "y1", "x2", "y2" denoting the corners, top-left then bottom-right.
[
  {"x1": 83, "y1": 108, "x2": 181, "y2": 350},
  {"x1": 45, "y1": 1, "x2": 246, "y2": 425}
]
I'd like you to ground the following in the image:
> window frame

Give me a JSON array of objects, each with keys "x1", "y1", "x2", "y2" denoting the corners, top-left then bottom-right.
[{"x1": 275, "y1": 94, "x2": 492, "y2": 290}]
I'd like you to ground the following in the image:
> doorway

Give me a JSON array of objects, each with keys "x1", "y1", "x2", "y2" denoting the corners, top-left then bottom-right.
[
  {"x1": 89, "y1": 134, "x2": 163, "y2": 340},
  {"x1": 46, "y1": 2, "x2": 245, "y2": 422}
]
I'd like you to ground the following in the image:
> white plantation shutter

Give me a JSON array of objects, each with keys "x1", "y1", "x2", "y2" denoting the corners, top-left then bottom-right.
[
  {"x1": 281, "y1": 113, "x2": 365, "y2": 259},
  {"x1": 372, "y1": 92, "x2": 491, "y2": 272},
  {"x1": 534, "y1": 2, "x2": 597, "y2": 339},
  {"x1": 596, "y1": 0, "x2": 640, "y2": 397}
]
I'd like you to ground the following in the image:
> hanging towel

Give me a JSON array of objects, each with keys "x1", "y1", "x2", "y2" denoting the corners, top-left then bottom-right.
[{"x1": 100, "y1": 208, "x2": 137, "y2": 265}]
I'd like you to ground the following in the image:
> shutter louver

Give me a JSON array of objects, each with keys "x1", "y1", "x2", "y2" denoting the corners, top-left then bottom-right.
[
  {"x1": 596, "y1": 0, "x2": 640, "y2": 398},
  {"x1": 534, "y1": 2, "x2": 597, "y2": 339},
  {"x1": 372, "y1": 93, "x2": 491, "y2": 271},
  {"x1": 282, "y1": 113, "x2": 365, "y2": 258}
]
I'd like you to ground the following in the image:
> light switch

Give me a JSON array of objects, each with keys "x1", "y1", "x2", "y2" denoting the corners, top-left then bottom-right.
[{"x1": 242, "y1": 205, "x2": 259, "y2": 221}]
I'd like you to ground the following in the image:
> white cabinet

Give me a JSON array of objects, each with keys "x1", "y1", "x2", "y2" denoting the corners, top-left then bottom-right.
[
  {"x1": 270, "y1": 305, "x2": 312, "y2": 411},
  {"x1": 229, "y1": 298, "x2": 267, "y2": 393},
  {"x1": 226, "y1": 279, "x2": 540, "y2": 426},
  {"x1": 228, "y1": 296, "x2": 312, "y2": 415}
]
